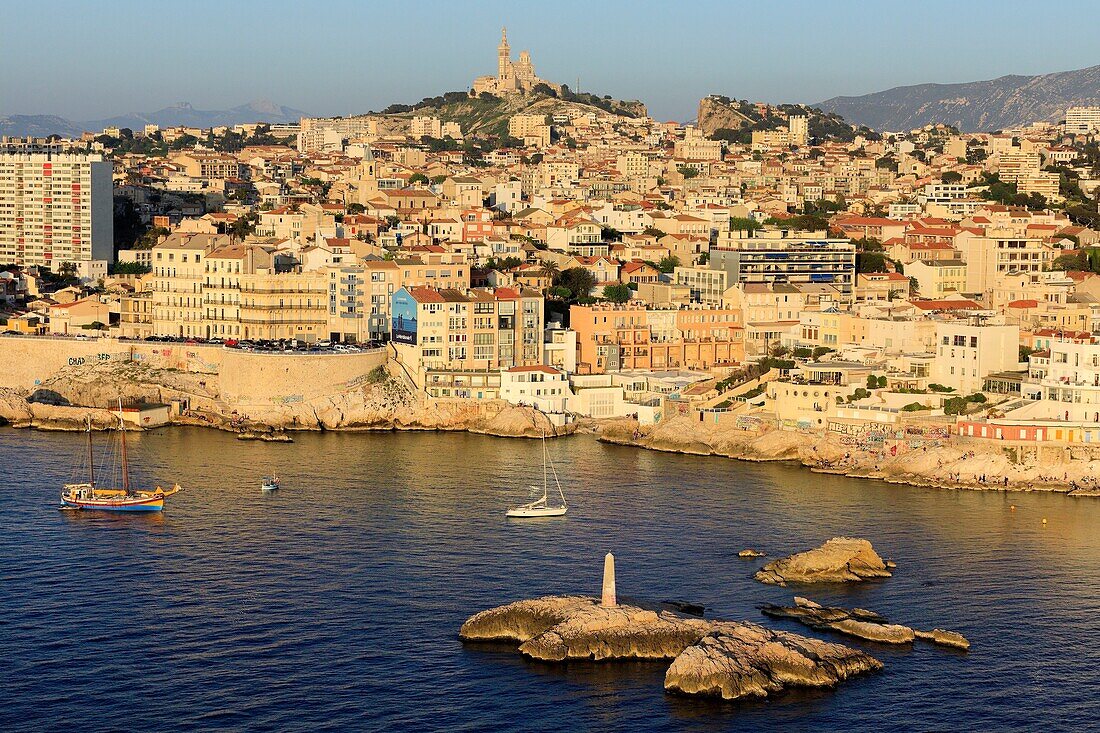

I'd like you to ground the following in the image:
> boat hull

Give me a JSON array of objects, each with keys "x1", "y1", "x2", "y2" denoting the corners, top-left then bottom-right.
[
  {"x1": 60, "y1": 496, "x2": 165, "y2": 512},
  {"x1": 506, "y1": 506, "x2": 567, "y2": 518}
]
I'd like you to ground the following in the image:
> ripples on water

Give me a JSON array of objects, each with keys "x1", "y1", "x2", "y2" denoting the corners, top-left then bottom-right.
[{"x1": 2, "y1": 427, "x2": 1099, "y2": 732}]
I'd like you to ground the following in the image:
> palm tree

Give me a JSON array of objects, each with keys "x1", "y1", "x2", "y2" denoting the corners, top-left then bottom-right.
[{"x1": 539, "y1": 260, "x2": 561, "y2": 289}]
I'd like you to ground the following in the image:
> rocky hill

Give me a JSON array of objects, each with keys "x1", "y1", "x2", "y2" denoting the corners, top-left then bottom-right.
[
  {"x1": 696, "y1": 96, "x2": 868, "y2": 143},
  {"x1": 377, "y1": 88, "x2": 647, "y2": 138},
  {"x1": 816, "y1": 64, "x2": 1100, "y2": 132}
]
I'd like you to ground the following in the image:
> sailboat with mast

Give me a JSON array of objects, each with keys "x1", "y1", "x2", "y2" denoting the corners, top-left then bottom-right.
[
  {"x1": 60, "y1": 399, "x2": 182, "y2": 512},
  {"x1": 506, "y1": 430, "x2": 568, "y2": 518}
]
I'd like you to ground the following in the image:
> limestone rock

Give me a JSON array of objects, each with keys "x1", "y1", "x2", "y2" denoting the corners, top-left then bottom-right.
[
  {"x1": 914, "y1": 628, "x2": 971, "y2": 650},
  {"x1": 664, "y1": 622, "x2": 882, "y2": 701},
  {"x1": 738, "y1": 549, "x2": 766, "y2": 558},
  {"x1": 462, "y1": 595, "x2": 882, "y2": 703},
  {"x1": 460, "y1": 595, "x2": 710, "y2": 661},
  {"x1": 754, "y1": 537, "x2": 891, "y2": 586},
  {"x1": 765, "y1": 598, "x2": 969, "y2": 650},
  {"x1": 459, "y1": 595, "x2": 595, "y2": 644}
]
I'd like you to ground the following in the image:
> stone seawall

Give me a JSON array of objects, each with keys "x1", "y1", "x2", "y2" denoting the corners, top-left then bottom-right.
[
  {"x1": 0, "y1": 335, "x2": 386, "y2": 406},
  {"x1": 0, "y1": 335, "x2": 567, "y2": 438}
]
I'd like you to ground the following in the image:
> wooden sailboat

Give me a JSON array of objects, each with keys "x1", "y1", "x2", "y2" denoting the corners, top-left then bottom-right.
[
  {"x1": 506, "y1": 430, "x2": 567, "y2": 518},
  {"x1": 59, "y1": 400, "x2": 182, "y2": 512}
]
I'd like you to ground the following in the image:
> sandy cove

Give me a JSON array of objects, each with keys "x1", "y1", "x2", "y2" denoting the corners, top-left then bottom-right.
[{"x1": 597, "y1": 415, "x2": 1100, "y2": 497}]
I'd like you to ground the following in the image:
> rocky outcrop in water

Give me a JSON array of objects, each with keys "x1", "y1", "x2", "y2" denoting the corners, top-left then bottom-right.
[
  {"x1": 459, "y1": 596, "x2": 710, "y2": 661},
  {"x1": 762, "y1": 597, "x2": 914, "y2": 644},
  {"x1": 664, "y1": 622, "x2": 882, "y2": 701},
  {"x1": 753, "y1": 538, "x2": 892, "y2": 586},
  {"x1": 461, "y1": 595, "x2": 882, "y2": 701},
  {"x1": 739, "y1": 549, "x2": 766, "y2": 558},
  {"x1": 761, "y1": 597, "x2": 970, "y2": 650}
]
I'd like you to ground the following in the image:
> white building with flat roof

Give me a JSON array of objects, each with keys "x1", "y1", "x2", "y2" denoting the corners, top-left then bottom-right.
[
  {"x1": 932, "y1": 320, "x2": 1020, "y2": 394},
  {"x1": 0, "y1": 152, "x2": 114, "y2": 268}
]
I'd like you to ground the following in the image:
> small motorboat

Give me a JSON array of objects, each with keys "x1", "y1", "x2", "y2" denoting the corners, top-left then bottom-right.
[{"x1": 261, "y1": 473, "x2": 280, "y2": 492}]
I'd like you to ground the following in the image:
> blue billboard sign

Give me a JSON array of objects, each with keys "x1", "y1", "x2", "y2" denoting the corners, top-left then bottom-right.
[{"x1": 391, "y1": 289, "x2": 418, "y2": 344}]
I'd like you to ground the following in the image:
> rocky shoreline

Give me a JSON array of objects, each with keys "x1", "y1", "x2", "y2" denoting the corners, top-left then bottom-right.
[
  {"x1": 0, "y1": 361, "x2": 576, "y2": 440},
  {"x1": 4, "y1": 361, "x2": 1100, "y2": 495},
  {"x1": 597, "y1": 415, "x2": 1100, "y2": 496}
]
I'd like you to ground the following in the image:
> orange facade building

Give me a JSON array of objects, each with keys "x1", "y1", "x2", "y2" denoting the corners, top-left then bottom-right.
[{"x1": 569, "y1": 302, "x2": 745, "y2": 373}]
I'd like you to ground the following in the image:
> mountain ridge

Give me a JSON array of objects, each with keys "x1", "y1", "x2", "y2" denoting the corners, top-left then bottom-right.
[
  {"x1": 0, "y1": 100, "x2": 307, "y2": 138},
  {"x1": 815, "y1": 64, "x2": 1100, "y2": 132}
]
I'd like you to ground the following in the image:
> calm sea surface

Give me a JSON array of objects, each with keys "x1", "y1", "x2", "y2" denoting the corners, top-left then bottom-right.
[{"x1": 2, "y1": 427, "x2": 1099, "y2": 732}]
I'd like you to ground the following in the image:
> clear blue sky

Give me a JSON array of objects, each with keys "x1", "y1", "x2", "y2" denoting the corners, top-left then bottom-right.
[{"x1": 3, "y1": 0, "x2": 1097, "y2": 122}]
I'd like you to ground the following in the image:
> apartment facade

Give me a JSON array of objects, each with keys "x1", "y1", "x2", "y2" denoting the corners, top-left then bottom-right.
[
  {"x1": 390, "y1": 286, "x2": 544, "y2": 387},
  {"x1": 151, "y1": 233, "x2": 227, "y2": 337},
  {"x1": 0, "y1": 152, "x2": 114, "y2": 267},
  {"x1": 709, "y1": 230, "x2": 857, "y2": 295},
  {"x1": 570, "y1": 302, "x2": 745, "y2": 373},
  {"x1": 931, "y1": 321, "x2": 1020, "y2": 394}
]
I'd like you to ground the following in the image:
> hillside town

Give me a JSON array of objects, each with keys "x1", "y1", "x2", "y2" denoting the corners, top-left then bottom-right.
[{"x1": 5, "y1": 31, "x2": 1100, "y2": 461}]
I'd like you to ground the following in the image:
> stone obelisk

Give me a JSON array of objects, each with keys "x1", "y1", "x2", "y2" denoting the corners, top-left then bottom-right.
[{"x1": 601, "y1": 552, "x2": 617, "y2": 607}]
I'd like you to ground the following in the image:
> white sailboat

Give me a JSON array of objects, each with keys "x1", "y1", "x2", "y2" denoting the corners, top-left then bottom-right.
[{"x1": 506, "y1": 431, "x2": 567, "y2": 518}]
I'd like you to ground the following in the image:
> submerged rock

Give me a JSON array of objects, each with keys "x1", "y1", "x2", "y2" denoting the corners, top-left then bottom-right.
[
  {"x1": 761, "y1": 597, "x2": 914, "y2": 644},
  {"x1": 754, "y1": 537, "x2": 891, "y2": 586},
  {"x1": 738, "y1": 549, "x2": 766, "y2": 558},
  {"x1": 661, "y1": 599, "x2": 707, "y2": 617},
  {"x1": 664, "y1": 622, "x2": 882, "y2": 701}
]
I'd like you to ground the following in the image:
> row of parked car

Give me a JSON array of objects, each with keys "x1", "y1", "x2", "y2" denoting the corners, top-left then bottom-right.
[{"x1": 120, "y1": 335, "x2": 384, "y2": 353}]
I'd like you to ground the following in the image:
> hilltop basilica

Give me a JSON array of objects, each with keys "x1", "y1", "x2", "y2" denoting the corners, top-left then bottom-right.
[{"x1": 472, "y1": 28, "x2": 561, "y2": 96}]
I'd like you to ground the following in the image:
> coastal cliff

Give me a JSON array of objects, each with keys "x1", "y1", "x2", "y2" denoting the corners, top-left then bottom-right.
[
  {"x1": 0, "y1": 360, "x2": 571, "y2": 438},
  {"x1": 598, "y1": 415, "x2": 1100, "y2": 494}
]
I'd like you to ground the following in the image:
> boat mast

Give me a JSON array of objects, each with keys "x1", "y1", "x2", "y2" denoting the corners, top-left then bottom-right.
[
  {"x1": 118, "y1": 397, "x2": 130, "y2": 493},
  {"x1": 86, "y1": 416, "x2": 95, "y2": 487}
]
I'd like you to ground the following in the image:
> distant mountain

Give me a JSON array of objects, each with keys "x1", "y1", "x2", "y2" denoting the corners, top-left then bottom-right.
[
  {"x1": 0, "y1": 115, "x2": 85, "y2": 138},
  {"x1": 816, "y1": 65, "x2": 1100, "y2": 132},
  {"x1": 0, "y1": 100, "x2": 307, "y2": 138}
]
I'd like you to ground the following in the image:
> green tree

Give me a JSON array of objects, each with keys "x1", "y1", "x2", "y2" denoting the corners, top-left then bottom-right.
[
  {"x1": 538, "y1": 260, "x2": 561, "y2": 285},
  {"x1": 602, "y1": 283, "x2": 633, "y2": 303},
  {"x1": 677, "y1": 166, "x2": 700, "y2": 179},
  {"x1": 856, "y1": 251, "x2": 889, "y2": 273},
  {"x1": 559, "y1": 268, "x2": 596, "y2": 300},
  {"x1": 941, "y1": 171, "x2": 963, "y2": 184},
  {"x1": 409, "y1": 172, "x2": 429, "y2": 185},
  {"x1": 729, "y1": 216, "x2": 762, "y2": 232},
  {"x1": 1052, "y1": 251, "x2": 1088, "y2": 271},
  {"x1": 657, "y1": 255, "x2": 681, "y2": 273}
]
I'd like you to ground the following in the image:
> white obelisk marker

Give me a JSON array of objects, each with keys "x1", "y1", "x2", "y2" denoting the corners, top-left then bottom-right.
[{"x1": 601, "y1": 552, "x2": 617, "y2": 608}]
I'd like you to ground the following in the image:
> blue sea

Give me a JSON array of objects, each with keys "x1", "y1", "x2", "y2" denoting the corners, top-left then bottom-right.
[{"x1": 2, "y1": 427, "x2": 1098, "y2": 732}]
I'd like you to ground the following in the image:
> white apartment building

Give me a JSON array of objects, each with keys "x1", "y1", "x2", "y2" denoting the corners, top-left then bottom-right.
[
  {"x1": 1023, "y1": 340, "x2": 1100, "y2": 421},
  {"x1": 956, "y1": 230, "x2": 1054, "y2": 295},
  {"x1": 0, "y1": 152, "x2": 114, "y2": 268},
  {"x1": 674, "y1": 127, "x2": 722, "y2": 161},
  {"x1": 931, "y1": 320, "x2": 1020, "y2": 394},
  {"x1": 410, "y1": 116, "x2": 442, "y2": 139},
  {"x1": 1065, "y1": 107, "x2": 1100, "y2": 135},
  {"x1": 788, "y1": 115, "x2": 809, "y2": 147},
  {"x1": 508, "y1": 114, "x2": 551, "y2": 147}
]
